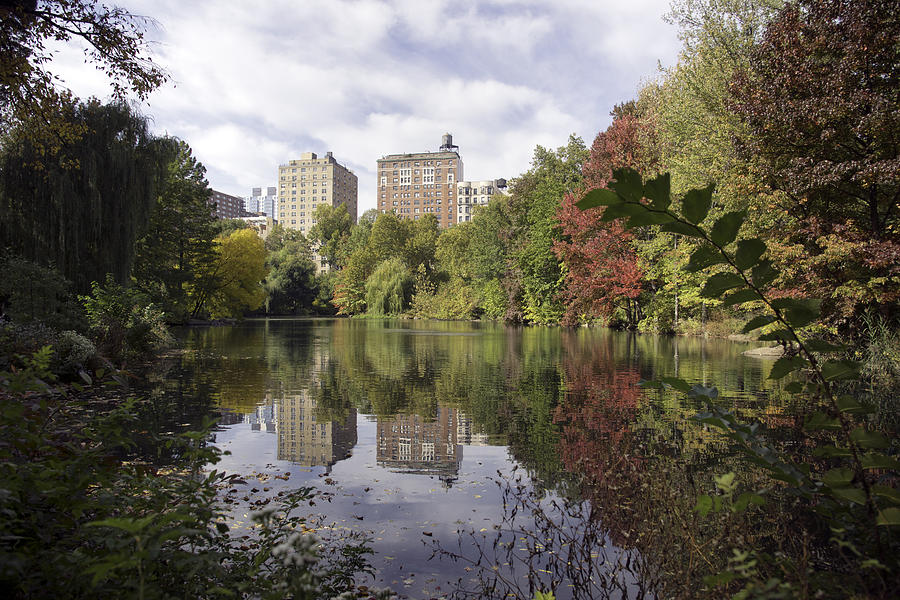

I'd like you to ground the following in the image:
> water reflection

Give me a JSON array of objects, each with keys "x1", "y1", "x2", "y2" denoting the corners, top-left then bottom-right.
[{"x1": 160, "y1": 318, "x2": 787, "y2": 597}]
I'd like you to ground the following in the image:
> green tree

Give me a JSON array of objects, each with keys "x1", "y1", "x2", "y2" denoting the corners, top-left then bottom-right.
[
  {"x1": 264, "y1": 230, "x2": 319, "y2": 315},
  {"x1": 132, "y1": 139, "x2": 216, "y2": 321},
  {"x1": 308, "y1": 203, "x2": 351, "y2": 269},
  {"x1": 507, "y1": 135, "x2": 588, "y2": 324}
]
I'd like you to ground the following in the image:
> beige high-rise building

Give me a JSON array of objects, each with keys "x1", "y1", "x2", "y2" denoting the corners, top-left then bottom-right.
[
  {"x1": 376, "y1": 134, "x2": 464, "y2": 229},
  {"x1": 277, "y1": 152, "x2": 358, "y2": 237}
]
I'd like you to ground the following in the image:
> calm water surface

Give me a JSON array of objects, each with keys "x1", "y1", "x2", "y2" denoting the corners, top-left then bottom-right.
[{"x1": 164, "y1": 318, "x2": 789, "y2": 598}]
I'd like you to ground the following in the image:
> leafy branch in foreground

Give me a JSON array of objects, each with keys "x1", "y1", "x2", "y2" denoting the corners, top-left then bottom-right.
[{"x1": 578, "y1": 168, "x2": 898, "y2": 597}]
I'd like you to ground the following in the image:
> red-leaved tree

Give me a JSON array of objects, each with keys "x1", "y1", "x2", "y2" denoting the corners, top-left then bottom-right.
[{"x1": 553, "y1": 105, "x2": 661, "y2": 326}]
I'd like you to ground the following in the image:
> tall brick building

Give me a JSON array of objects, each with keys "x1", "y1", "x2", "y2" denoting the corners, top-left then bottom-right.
[
  {"x1": 210, "y1": 189, "x2": 249, "y2": 220},
  {"x1": 376, "y1": 134, "x2": 463, "y2": 229}
]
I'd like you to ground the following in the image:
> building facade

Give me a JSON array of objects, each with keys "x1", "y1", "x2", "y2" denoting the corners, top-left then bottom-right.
[
  {"x1": 277, "y1": 152, "x2": 358, "y2": 235},
  {"x1": 245, "y1": 186, "x2": 277, "y2": 217},
  {"x1": 210, "y1": 189, "x2": 249, "y2": 220},
  {"x1": 455, "y1": 178, "x2": 507, "y2": 223},
  {"x1": 376, "y1": 134, "x2": 463, "y2": 229}
]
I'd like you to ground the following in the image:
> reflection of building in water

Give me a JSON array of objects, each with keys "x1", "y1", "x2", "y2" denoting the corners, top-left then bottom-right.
[
  {"x1": 456, "y1": 412, "x2": 491, "y2": 446},
  {"x1": 277, "y1": 390, "x2": 357, "y2": 469},
  {"x1": 244, "y1": 394, "x2": 277, "y2": 432},
  {"x1": 377, "y1": 405, "x2": 462, "y2": 484}
]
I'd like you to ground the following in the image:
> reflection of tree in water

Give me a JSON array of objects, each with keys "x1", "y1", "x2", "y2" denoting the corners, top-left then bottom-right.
[{"x1": 554, "y1": 333, "x2": 646, "y2": 522}]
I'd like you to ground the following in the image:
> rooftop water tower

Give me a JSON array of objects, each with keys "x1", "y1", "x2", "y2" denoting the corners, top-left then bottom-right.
[{"x1": 440, "y1": 133, "x2": 459, "y2": 152}]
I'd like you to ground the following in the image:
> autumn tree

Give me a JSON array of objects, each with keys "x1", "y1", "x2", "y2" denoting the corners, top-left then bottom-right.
[
  {"x1": 554, "y1": 108, "x2": 656, "y2": 327},
  {"x1": 730, "y1": 0, "x2": 900, "y2": 323},
  {"x1": 190, "y1": 228, "x2": 267, "y2": 318},
  {"x1": 0, "y1": 0, "x2": 167, "y2": 153}
]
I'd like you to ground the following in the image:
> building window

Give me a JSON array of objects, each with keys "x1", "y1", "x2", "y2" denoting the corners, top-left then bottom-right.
[
  {"x1": 399, "y1": 168, "x2": 411, "y2": 184},
  {"x1": 423, "y1": 167, "x2": 434, "y2": 184}
]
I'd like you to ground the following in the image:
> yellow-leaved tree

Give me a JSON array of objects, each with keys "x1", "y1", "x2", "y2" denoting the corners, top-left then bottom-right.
[{"x1": 190, "y1": 228, "x2": 267, "y2": 318}]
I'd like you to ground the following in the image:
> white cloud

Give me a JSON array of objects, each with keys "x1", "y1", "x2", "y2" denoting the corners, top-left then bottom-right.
[{"x1": 42, "y1": 0, "x2": 681, "y2": 212}]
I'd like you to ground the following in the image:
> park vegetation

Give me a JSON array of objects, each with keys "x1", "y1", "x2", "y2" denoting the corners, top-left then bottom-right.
[{"x1": 0, "y1": 0, "x2": 897, "y2": 598}]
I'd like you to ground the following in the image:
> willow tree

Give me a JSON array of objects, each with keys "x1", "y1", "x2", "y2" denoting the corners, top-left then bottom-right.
[{"x1": 0, "y1": 100, "x2": 168, "y2": 293}]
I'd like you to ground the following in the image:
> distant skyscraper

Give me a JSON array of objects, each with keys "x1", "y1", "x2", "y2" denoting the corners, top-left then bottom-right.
[
  {"x1": 376, "y1": 134, "x2": 464, "y2": 229},
  {"x1": 277, "y1": 152, "x2": 358, "y2": 236},
  {"x1": 245, "y1": 186, "x2": 277, "y2": 216}
]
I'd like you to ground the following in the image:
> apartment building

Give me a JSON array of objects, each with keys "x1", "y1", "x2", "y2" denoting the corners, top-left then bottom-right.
[
  {"x1": 376, "y1": 134, "x2": 464, "y2": 229},
  {"x1": 210, "y1": 189, "x2": 249, "y2": 220},
  {"x1": 277, "y1": 152, "x2": 358, "y2": 235},
  {"x1": 455, "y1": 178, "x2": 507, "y2": 223}
]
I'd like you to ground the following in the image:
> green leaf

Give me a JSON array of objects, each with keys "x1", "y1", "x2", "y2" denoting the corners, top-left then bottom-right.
[
  {"x1": 836, "y1": 395, "x2": 871, "y2": 414},
  {"x1": 850, "y1": 428, "x2": 889, "y2": 449},
  {"x1": 742, "y1": 315, "x2": 777, "y2": 333},
  {"x1": 821, "y1": 360, "x2": 860, "y2": 381},
  {"x1": 600, "y1": 202, "x2": 648, "y2": 222},
  {"x1": 682, "y1": 183, "x2": 714, "y2": 224},
  {"x1": 660, "y1": 376, "x2": 691, "y2": 392},
  {"x1": 804, "y1": 339, "x2": 846, "y2": 353},
  {"x1": 734, "y1": 492, "x2": 765, "y2": 512},
  {"x1": 610, "y1": 168, "x2": 643, "y2": 202},
  {"x1": 643, "y1": 173, "x2": 671, "y2": 210},
  {"x1": 758, "y1": 329, "x2": 796, "y2": 342},
  {"x1": 722, "y1": 289, "x2": 761, "y2": 307},
  {"x1": 686, "y1": 246, "x2": 727, "y2": 273},
  {"x1": 751, "y1": 259, "x2": 778, "y2": 288},
  {"x1": 715, "y1": 472, "x2": 736, "y2": 492},
  {"x1": 872, "y1": 485, "x2": 900, "y2": 504},
  {"x1": 784, "y1": 381, "x2": 805, "y2": 393},
  {"x1": 822, "y1": 468, "x2": 854, "y2": 487},
  {"x1": 576, "y1": 187, "x2": 621, "y2": 210},
  {"x1": 771, "y1": 298, "x2": 821, "y2": 328},
  {"x1": 861, "y1": 452, "x2": 900, "y2": 470},
  {"x1": 806, "y1": 412, "x2": 841, "y2": 431},
  {"x1": 830, "y1": 487, "x2": 866, "y2": 505},
  {"x1": 812, "y1": 445, "x2": 853, "y2": 458},
  {"x1": 768, "y1": 356, "x2": 807, "y2": 380},
  {"x1": 876, "y1": 508, "x2": 900, "y2": 526},
  {"x1": 701, "y1": 272, "x2": 745, "y2": 298},
  {"x1": 625, "y1": 211, "x2": 674, "y2": 228},
  {"x1": 734, "y1": 239, "x2": 767, "y2": 270},
  {"x1": 660, "y1": 221, "x2": 703, "y2": 237},
  {"x1": 695, "y1": 494, "x2": 713, "y2": 517},
  {"x1": 710, "y1": 211, "x2": 746, "y2": 247}
]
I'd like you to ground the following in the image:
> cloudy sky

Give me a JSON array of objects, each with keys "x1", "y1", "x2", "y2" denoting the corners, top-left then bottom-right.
[{"x1": 52, "y1": 0, "x2": 684, "y2": 213}]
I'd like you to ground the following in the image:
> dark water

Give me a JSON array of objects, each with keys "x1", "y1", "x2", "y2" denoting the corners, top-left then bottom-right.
[{"x1": 162, "y1": 318, "x2": 791, "y2": 598}]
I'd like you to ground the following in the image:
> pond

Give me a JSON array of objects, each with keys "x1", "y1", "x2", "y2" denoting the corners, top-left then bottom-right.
[{"x1": 159, "y1": 318, "x2": 791, "y2": 598}]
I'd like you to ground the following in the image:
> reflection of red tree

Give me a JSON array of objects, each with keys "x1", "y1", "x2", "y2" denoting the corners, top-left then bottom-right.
[
  {"x1": 554, "y1": 337, "x2": 643, "y2": 480},
  {"x1": 554, "y1": 335, "x2": 647, "y2": 547}
]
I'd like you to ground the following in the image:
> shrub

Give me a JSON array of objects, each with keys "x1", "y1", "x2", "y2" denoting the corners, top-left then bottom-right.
[{"x1": 80, "y1": 275, "x2": 173, "y2": 362}]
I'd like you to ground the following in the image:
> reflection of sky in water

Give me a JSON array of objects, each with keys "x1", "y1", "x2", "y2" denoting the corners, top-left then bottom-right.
[
  {"x1": 213, "y1": 413, "x2": 558, "y2": 596},
  {"x1": 185, "y1": 318, "x2": 782, "y2": 597}
]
